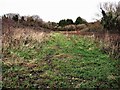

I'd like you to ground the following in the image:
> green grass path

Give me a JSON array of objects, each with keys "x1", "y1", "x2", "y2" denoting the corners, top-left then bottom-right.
[{"x1": 2, "y1": 33, "x2": 120, "y2": 88}]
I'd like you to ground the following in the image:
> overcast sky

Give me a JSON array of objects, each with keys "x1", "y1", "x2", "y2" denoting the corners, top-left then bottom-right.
[{"x1": 0, "y1": 0, "x2": 119, "y2": 22}]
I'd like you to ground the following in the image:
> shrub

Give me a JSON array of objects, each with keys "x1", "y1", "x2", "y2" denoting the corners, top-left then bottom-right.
[
  {"x1": 58, "y1": 19, "x2": 67, "y2": 27},
  {"x1": 12, "y1": 15, "x2": 19, "y2": 22},
  {"x1": 75, "y1": 16, "x2": 87, "y2": 25},
  {"x1": 66, "y1": 19, "x2": 74, "y2": 25},
  {"x1": 64, "y1": 24, "x2": 76, "y2": 31},
  {"x1": 100, "y1": 2, "x2": 120, "y2": 33},
  {"x1": 26, "y1": 16, "x2": 34, "y2": 26},
  {"x1": 58, "y1": 19, "x2": 74, "y2": 27},
  {"x1": 21, "y1": 16, "x2": 25, "y2": 21},
  {"x1": 76, "y1": 24, "x2": 87, "y2": 30}
]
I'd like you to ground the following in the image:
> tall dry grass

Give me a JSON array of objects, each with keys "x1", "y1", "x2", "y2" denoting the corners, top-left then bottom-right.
[
  {"x1": 2, "y1": 26, "x2": 51, "y2": 58},
  {"x1": 61, "y1": 30, "x2": 120, "y2": 60},
  {"x1": 99, "y1": 33, "x2": 120, "y2": 59},
  {"x1": 79, "y1": 32, "x2": 120, "y2": 60}
]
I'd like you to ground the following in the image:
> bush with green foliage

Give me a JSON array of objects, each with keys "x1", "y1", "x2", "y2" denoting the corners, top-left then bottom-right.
[
  {"x1": 100, "y1": 2, "x2": 120, "y2": 33},
  {"x1": 58, "y1": 17, "x2": 87, "y2": 27},
  {"x1": 75, "y1": 16, "x2": 87, "y2": 25},
  {"x1": 58, "y1": 19, "x2": 74, "y2": 27},
  {"x1": 66, "y1": 19, "x2": 74, "y2": 25},
  {"x1": 58, "y1": 19, "x2": 67, "y2": 27},
  {"x1": 101, "y1": 12, "x2": 120, "y2": 32}
]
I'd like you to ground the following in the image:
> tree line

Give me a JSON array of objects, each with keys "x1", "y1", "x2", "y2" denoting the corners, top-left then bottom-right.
[
  {"x1": 2, "y1": 1, "x2": 120, "y2": 33},
  {"x1": 58, "y1": 17, "x2": 87, "y2": 27},
  {"x1": 2, "y1": 14, "x2": 87, "y2": 26}
]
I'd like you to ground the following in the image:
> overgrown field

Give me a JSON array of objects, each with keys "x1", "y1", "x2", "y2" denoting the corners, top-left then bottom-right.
[{"x1": 2, "y1": 33, "x2": 120, "y2": 88}]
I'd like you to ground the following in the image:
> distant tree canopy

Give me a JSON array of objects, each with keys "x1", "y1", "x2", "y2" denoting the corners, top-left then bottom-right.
[
  {"x1": 19, "y1": 16, "x2": 26, "y2": 24},
  {"x1": 12, "y1": 15, "x2": 19, "y2": 22},
  {"x1": 58, "y1": 19, "x2": 73, "y2": 27},
  {"x1": 100, "y1": 2, "x2": 120, "y2": 33},
  {"x1": 27, "y1": 16, "x2": 34, "y2": 22},
  {"x1": 75, "y1": 17, "x2": 87, "y2": 25},
  {"x1": 58, "y1": 19, "x2": 67, "y2": 27},
  {"x1": 2, "y1": 13, "x2": 89, "y2": 30},
  {"x1": 66, "y1": 19, "x2": 74, "y2": 25},
  {"x1": 58, "y1": 17, "x2": 87, "y2": 27},
  {"x1": 2, "y1": 15, "x2": 7, "y2": 19},
  {"x1": 21, "y1": 16, "x2": 25, "y2": 21}
]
